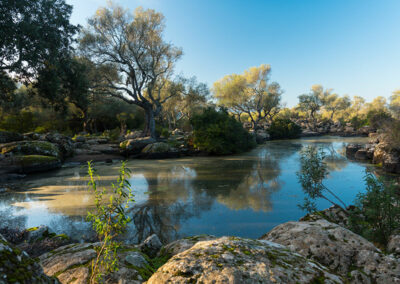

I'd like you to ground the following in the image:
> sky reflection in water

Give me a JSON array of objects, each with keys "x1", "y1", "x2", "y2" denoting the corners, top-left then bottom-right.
[{"x1": 0, "y1": 136, "x2": 375, "y2": 243}]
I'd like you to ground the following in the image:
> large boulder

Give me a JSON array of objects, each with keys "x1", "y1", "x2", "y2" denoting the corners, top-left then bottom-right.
[
  {"x1": 120, "y1": 137, "x2": 156, "y2": 155},
  {"x1": 0, "y1": 233, "x2": 58, "y2": 283},
  {"x1": 0, "y1": 130, "x2": 23, "y2": 143},
  {"x1": 1, "y1": 141, "x2": 61, "y2": 159},
  {"x1": 261, "y1": 219, "x2": 400, "y2": 283},
  {"x1": 372, "y1": 142, "x2": 400, "y2": 173},
  {"x1": 39, "y1": 242, "x2": 149, "y2": 283},
  {"x1": 139, "y1": 234, "x2": 162, "y2": 258},
  {"x1": 147, "y1": 236, "x2": 343, "y2": 284}
]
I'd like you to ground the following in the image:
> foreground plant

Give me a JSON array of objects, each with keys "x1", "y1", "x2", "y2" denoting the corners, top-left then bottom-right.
[
  {"x1": 297, "y1": 145, "x2": 347, "y2": 213},
  {"x1": 87, "y1": 161, "x2": 134, "y2": 283},
  {"x1": 350, "y1": 172, "x2": 400, "y2": 246}
]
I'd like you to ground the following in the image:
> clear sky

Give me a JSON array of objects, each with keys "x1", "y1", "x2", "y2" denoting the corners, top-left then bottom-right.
[{"x1": 66, "y1": 0, "x2": 400, "y2": 107}]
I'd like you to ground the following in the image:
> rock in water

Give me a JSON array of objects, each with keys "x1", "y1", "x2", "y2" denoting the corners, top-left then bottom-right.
[
  {"x1": 0, "y1": 233, "x2": 58, "y2": 283},
  {"x1": 147, "y1": 236, "x2": 343, "y2": 283},
  {"x1": 261, "y1": 219, "x2": 400, "y2": 283}
]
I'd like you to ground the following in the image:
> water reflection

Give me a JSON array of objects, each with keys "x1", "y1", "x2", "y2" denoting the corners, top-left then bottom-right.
[{"x1": 0, "y1": 136, "x2": 375, "y2": 242}]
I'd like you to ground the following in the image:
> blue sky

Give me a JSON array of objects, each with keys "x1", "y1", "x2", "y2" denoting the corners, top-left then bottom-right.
[{"x1": 66, "y1": 0, "x2": 400, "y2": 107}]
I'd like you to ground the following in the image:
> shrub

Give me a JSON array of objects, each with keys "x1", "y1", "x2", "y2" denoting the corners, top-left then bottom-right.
[
  {"x1": 268, "y1": 118, "x2": 302, "y2": 139},
  {"x1": 349, "y1": 172, "x2": 400, "y2": 246},
  {"x1": 190, "y1": 107, "x2": 256, "y2": 154},
  {"x1": 296, "y1": 146, "x2": 347, "y2": 213},
  {"x1": 349, "y1": 116, "x2": 368, "y2": 130},
  {"x1": 87, "y1": 161, "x2": 134, "y2": 283},
  {"x1": 367, "y1": 109, "x2": 392, "y2": 129}
]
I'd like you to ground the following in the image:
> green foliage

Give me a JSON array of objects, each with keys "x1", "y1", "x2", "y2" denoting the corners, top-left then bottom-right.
[
  {"x1": 367, "y1": 109, "x2": 392, "y2": 129},
  {"x1": 87, "y1": 161, "x2": 134, "y2": 283},
  {"x1": 0, "y1": 0, "x2": 78, "y2": 78},
  {"x1": 268, "y1": 118, "x2": 302, "y2": 139},
  {"x1": 190, "y1": 107, "x2": 256, "y2": 154},
  {"x1": 349, "y1": 116, "x2": 368, "y2": 130},
  {"x1": 349, "y1": 172, "x2": 400, "y2": 246},
  {"x1": 297, "y1": 146, "x2": 347, "y2": 212},
  {"x1": 0, "y1": 111, "x2": 36, "y2": 133}
]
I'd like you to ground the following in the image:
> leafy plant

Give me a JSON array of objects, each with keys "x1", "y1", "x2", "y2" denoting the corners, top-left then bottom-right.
[
  {"x1": 349, "y1": 172, "x2": 400, "y2": 246},
  {"x1": 297, "y1": 146, "x2": 347, "y2": 212},
  {"x1": 87, "y1": 161, "x2": 134, "y2": 283},
  {"x1": 190, "y1": 107, "x2": 256, "y2": 154},
  {"x1": 268, "y1": 118, "x2": 302, "y2": 139}
]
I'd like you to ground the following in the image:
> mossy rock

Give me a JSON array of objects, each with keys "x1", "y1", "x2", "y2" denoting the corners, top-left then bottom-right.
[
  {"x1": 141, "y1": 142, "x2": 171, "y2": 154},
  {"x1": 1, "y1": 141, "x2": 61, "y2": 158},
  {"x1": 0, "y1": 130, "x2": 23, "y2": 143},
  {"x1": 13, "y1": 155, "x2": 61, "y2": 173},
  {"x1": 0, "y1": 233, "x2": 59, "y2": 283}
]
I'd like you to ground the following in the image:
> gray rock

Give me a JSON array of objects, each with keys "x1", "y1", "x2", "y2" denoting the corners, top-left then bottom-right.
[
  {"x1": 346, "y1": 144, "x2": 362, "y2": 158},
  {"x1": 0, "y1": 141, "x2": 61, "y2": 158},
  {"x1": 39, "y1": 242, "x2": 147, "y2": 284},
  {"x1": 160, "y1": 235, "x2": 217, "y2": 257},
  {"x1": 74, "y1": 136, "x2": 86, "y2": 143},
  {"x1": 25, "y1": 225, "x2": 53, "y2": 242},
  {"x1": 140, "y1": 234, "x2": 162, "y2": 258},
  {"x1": 120, "y1": 137, "x2": 156, "y2": 155},
  {"x1": 261, "y1": 219, "x2": 400, "y2": 283},
  {"x1": 124, "y1": 251, "x2": 149, "y2": 268},
  {"x1": 147, "y1": 236, "x2": 343, "y2": 284},
  {"x1": 387, "y1": 234, "x2": 400, "y2": 256}
]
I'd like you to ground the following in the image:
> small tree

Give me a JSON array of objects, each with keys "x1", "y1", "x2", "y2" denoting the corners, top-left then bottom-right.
[
  {"x1": 297, "y1": 146, "x2": 347, "y2": 212},
  {"x1": 350, "y1": 172, "x2": 400, "y2": 246},
  {"x1": 87, "y1": 161, "x2": 134, "y2": 283}
]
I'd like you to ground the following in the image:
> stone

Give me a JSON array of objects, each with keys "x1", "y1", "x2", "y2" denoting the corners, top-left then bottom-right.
[
  {"x1": 261, "y1": 219, "x2": 400, "y2": 283},
  {"x1": 25, "y1": 225, "x2": 53, "y2": 242},
  {"x1": 0, "y1": 130, "x2": 23, "y2": 143},
  {"x1": 0, "y1": 233, "x2": 58, "y2": 283},
  {"x1": 39, "y1": 243, "x2": 148, "y2": 283},
  {"x1": 140, "y1": 234, "x2": 162, "y2": 258},
  {"x1": 147, "y1": 236, "x2": 343, "y2": 284},
  {"x1": 12, "y1": 155, "x2": 62, "y2": 174},
  {"x1": 74, "y1": 136, "x2": 86, "y2": 143},
  {"x1": 140, "y1": 142, "x2": 177, "y2": 158},
  {"x1": 345, "y1": 144, "x2": 362, "y2": 158},
  {"x1": 387, "y1": 234, "x2": 400, "y2": 256},
  {"x1": 355, "y1": 148, "x2": 369, "y2": 160},
  {"x1": 44, "y1": 133, "x2": 75, "y2": 158},
  {"x1": 120, "y1": 137, "x2": 156, "y2": 155},
  {"x1": 160, "y1": 235, "x2": 217, "y2": 258},
  {"x1": 1, "y1": 141, "x2": 61, "y2": 158},
  {"x1": 255, "y1": 130, "x2": 270, "y2": 144},
  {"x1": 124, "y1": 251, "x2": 149, "y2": 268},
  {"x1": 125, "y1": 130, "x2": 143, "y2": 140}
]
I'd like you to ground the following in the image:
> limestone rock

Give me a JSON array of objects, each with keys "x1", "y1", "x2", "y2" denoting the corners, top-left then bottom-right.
[
  {"x1": 261, "y1": 219, "x2": 400, "y2": 283},
  {"x1": 147, "y1": 236, "x2": 343, "y2": 284},
  {"x1": 39, "y1": 243, "x2": 148, "y2": 284},
  {"x1": 387, "y1": 234, "x2": 400, "y2": 256},
  {"x1": 345, "y1": 144, "x2": 362, "y2": 158},
  {"x1": 160, "y1": 235, "x2": 217, "y2": 257}
]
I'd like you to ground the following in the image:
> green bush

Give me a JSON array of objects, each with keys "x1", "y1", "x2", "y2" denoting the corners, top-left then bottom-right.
[
  {"x1": 367, "y1": 109, "x2": 392, "y2": 129},
  {"x1": 268, "y1": 118, "x2": 302, "y2": 139},
  {"x1": 349, "y1": 172, "x2": 400, "y2": 246},
  {"x1": 349, "y1": 116, "x2": 368, "y2": 130},
  {"x1": 190, "y1": 107, "x2": 256, "y2": 154}
]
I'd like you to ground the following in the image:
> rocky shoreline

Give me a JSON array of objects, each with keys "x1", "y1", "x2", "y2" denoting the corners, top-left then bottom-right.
[
  {"x1": 1, "y1": 206, "x2": 399, "y2": 283},
  {"x1": 346, "y1": 132, "x2": 400, "y2": 174}
]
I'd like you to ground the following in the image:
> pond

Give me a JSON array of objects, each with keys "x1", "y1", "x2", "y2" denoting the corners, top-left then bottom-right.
[{"x1": 0, "y1": 136, "x2": 376, "y2": 243}]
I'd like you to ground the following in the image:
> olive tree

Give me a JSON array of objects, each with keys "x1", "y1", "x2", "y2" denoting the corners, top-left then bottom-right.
[
  {"x1": 297, "y1": 85, "x2": 329, "y2": 130},
  {"x1": 322, "y1": 94, "x2": 351, "y2": 121},
  {"x1": 79, "y1": 4, "x2": 182, "y2": 138},
  {"x1": 213, "y1": 64, "x2": 282, "y2": 129}
]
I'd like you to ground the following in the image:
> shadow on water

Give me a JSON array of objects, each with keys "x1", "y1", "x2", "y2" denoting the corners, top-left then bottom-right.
[{"x1": 0, "y1": 136, "x2": 380, "y2": 243}]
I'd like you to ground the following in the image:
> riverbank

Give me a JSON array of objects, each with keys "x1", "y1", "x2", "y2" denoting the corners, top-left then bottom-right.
[{"x1": 1, "y1": 205, "x2": 399, "y2": 283}]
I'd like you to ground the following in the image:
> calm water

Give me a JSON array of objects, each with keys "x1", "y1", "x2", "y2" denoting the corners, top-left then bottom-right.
[{"x1": 0, "y1": 136, "x2": 376, "y2": 243}]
